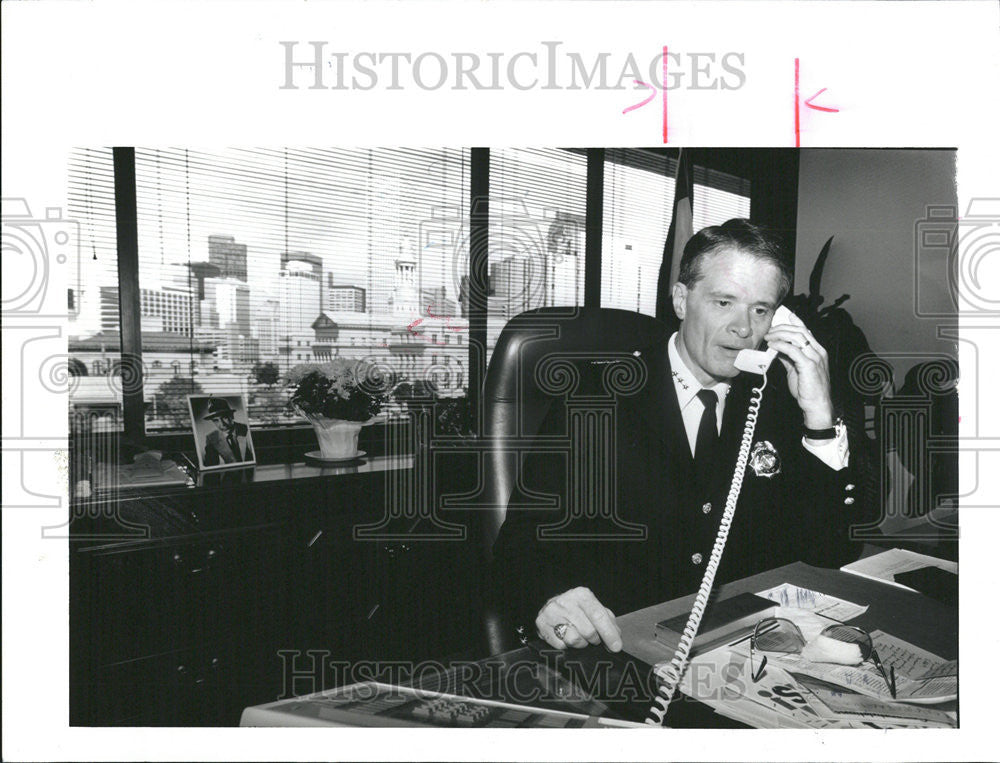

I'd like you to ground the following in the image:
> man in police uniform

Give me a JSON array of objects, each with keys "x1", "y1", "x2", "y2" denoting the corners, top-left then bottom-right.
[{"x1": 491, "y1": 219, "x2": 861, "y2": 652}]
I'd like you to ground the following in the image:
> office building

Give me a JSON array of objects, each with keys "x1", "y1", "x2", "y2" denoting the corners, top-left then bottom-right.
[
  {"x1": 327, "y1": 285, "x2": 367, "y2": 313},
  {"x1": 205, "y1": 277, "x2": 251, "y2": 334},
  {"x1": 99, "y1": 285, "x2": 196, "y2": 336},
  {"x1": 252, "y1": 299, "x2": 281, "y2": 357},
  {"x1": 208, "y1": 234, "x2": 248, "y2": 282},
  {"x1": 420, "y1": 286, "x2": 457, "y2": 318},
  {"x1": 278, "y1": 251, "x2": 323, "y2": 336}
]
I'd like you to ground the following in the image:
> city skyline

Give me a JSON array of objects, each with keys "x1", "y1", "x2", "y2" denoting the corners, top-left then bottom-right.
[
  {"x1": 70, "y1": 218, "x2": 584, "y2": 338},
  {"x1": 64, "y1": 146, "x2": 749, "y2": 430}
]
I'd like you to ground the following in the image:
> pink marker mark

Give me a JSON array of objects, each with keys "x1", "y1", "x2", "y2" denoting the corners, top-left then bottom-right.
[
  {"x1": 622, "y1": 80, "x2": 656, "y2": 115},
  {"x1": 796, "y1": 60, "x2": 840, "y2": 146},
  {"x1": 662, "y1": 46, "x2": 669, "y2": 143},
  {"x1": 794, "y1": 58, "x2": 801, "y2": 147},
  {"x1": 804, "y1": 87, "x2": 840, "y2": 113}
]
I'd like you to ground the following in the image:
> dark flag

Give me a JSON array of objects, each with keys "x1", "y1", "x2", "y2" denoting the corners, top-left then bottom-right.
[{"x1": 655, "y1": 148, "x2": 695, "y2": 327}]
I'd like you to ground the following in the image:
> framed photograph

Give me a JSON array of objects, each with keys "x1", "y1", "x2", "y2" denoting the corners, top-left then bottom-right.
[{"x1": 187, "y1": 394, "x2": 257, "y2": 471}]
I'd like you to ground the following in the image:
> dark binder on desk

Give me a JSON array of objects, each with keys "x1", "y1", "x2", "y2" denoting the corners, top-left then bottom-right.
[
  {"x1": 894, "y1": 567, "x2": 958, "y2": 607},
  {"x1": 654, "y1": 592, "x2": 776, "y2": 654}
]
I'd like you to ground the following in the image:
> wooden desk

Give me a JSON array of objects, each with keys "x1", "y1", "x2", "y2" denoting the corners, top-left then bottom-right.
[
  {"x1": 504, "y1": 561, "x2": 957, "y2": 727},
  {"x1": 238, "y1": 561, "x2": 958, "y2": 728},
  {"x1": 618, "y1": 561, "x2": 958, "y2": 670}
]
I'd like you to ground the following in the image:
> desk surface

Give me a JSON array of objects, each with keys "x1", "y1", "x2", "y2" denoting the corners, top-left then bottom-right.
[
  {"x1": 536, "y1": 561, "x2": 957, "y2": 727},
  {"x1": 241, "y1": 560, "x2": 958, "y2": 728},
  {"x1": 618, "y1": 561, "x2": 958, "y2": 671}
]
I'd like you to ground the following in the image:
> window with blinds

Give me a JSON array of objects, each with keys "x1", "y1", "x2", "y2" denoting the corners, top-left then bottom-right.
[
  {"x1": 67, "y1": 147, "x2": 125, "y2": 432},
  {"x1": 65, "y1": 146, "x2": 752, "y2": 437},
  {"x1": 487, "y1": 148, "x2": 587, "y2": 364},
  {"x1": 601, "y1": 149, "x2": 751, "y2": 316},
  {"x1": 68, "y1": 148, "x2": 471, "y2": 432}
]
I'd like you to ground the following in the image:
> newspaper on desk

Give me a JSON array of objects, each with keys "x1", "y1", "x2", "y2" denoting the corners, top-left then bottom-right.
[
  {"x1": 673, "y1": 584, "x2": 957, "y2": 729},
  {"x1": 755, "y1": 582, "x2": 869, "y2": 621}
]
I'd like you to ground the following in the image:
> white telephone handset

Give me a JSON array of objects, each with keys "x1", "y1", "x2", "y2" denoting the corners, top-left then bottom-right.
[
  {"x1": 646, "y1": 304, "x2": 799, "y2": 725},
  {"x1": 733, "y1": 305, "x2": 795, "y2": 374}
]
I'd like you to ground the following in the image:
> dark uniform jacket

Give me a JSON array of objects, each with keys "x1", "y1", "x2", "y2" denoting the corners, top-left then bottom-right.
[
  {"x1": 490, "y1": 332, "x2": 864, "y2": 634},
  {"x1": 204, "y1": 422, "x2": 253, "y2": 466}
]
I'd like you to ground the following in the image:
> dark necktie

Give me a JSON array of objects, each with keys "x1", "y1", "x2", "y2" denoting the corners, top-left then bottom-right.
[
  {"x1": 694, "y1": 389, "x2": 719, "y2": 491},
  {"x1": 227, "y1": 433, "x2": 241, "y2": 461}
]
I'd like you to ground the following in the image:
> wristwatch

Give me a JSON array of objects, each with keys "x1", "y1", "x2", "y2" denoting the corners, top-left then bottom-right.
[{"x1": 803, "y1": 417, "x2": 844, "y2": 441}]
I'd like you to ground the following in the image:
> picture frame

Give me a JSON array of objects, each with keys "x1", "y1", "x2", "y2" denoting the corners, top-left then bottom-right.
[{"x1": 187, "y1": 394, "x2": 257, "y2": 471}]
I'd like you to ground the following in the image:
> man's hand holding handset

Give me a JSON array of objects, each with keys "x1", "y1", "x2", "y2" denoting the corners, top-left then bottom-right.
[{"x1": 762, "y1": 310, "x2": 836, "y2": 433}]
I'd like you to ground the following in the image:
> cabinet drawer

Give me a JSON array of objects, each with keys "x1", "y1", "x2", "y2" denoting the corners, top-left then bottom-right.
[
  {"x1": 72, "y1": 641, "x2": 285, "y2": 726},
  {"x1": 73, "y1": 526, "x2": 288, "y2": 665}
]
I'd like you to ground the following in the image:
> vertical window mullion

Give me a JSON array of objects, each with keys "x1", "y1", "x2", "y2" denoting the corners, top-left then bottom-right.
[
  {"x1": 584, "y1": 148, "x2": 605, "y2": 308},
  {"x1": 467, "y1": 147, "x2": 490, "y2": 434},
  {"x1": 112, "y1": 147, "x2": 146, "y2": 439}
]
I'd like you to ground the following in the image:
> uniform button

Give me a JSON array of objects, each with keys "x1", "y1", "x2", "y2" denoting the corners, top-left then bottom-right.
[
  {"x1": 845, "y1": 484, "x2": 855, "y2": 492},
  {"x1": 702, "y1": 502, "x2": 712, "y2": 514},
  {"x1": 691, "y1": 552, "x2": 703, "y2": 565},
  {"x1": 844, "y1": 497, "x2": 855, "y2": 505}
]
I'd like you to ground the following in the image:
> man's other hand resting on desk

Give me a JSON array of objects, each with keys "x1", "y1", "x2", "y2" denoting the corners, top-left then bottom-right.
[{"x1": 535, "y1": 586, "x2": 623, "y2": 651}]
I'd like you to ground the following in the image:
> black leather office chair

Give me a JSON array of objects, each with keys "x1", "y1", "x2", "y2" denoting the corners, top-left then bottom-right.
[{"x1": 479, "y1": 306, "x2": 670, "y2": 654}]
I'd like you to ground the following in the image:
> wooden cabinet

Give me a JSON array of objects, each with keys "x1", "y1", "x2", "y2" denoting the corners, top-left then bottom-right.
[{"x1": 70, "y1": 464, "x2": 483, "y2": 726}]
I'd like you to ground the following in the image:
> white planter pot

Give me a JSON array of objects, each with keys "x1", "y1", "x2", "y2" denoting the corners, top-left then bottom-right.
[{"x1": 306, "y1": 415, "x2": 365, "y2": 459}]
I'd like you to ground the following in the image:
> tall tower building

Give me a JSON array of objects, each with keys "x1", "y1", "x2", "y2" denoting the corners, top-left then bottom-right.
[
  {"x1": 208, "y1": 278, "x2": 251, "y2": 334},
  {"x1": 389, "y1": 259, "x2": 420, "y2": 316},
  {"x1": 208, "y1": 235, "x2": 248, "y2": 281},
  {"x1": 491, "y1": 255, "x2": 546, "y2": 314},
  {"x1": 252, "y1": 299, "x2": 281, "y2": 357},
  {"x1": 604, "y1": 239, "x2": 643, "y2": 313},
  {"x1": 183, "y1": 261, "x2": 222, "y2": 327},
  {"x1": 278, "y1": 251, "x2": 323, "y2": 336},
  {"x1": 545, "y1": 212, "x2": 584, "y2": 307}
]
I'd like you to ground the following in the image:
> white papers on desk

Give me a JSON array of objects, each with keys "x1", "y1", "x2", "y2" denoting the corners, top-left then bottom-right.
[
  {"x1": 677, "y1": 635, "x2": 957, "y2": 728},
  {"x1": 765, "y1": 628, "x2": 956, "y2": 704},
  {"x1": 795, "y1": 675, "x2": 956, "y2": 728},
  {"x1": 755, "y1": 582, "x2": 868, "y2": 621},
  {"x1": 678, "y1": 648, "x2": 830, "y2": 728},
  {"x1": 840, "y1": 547, "x2": 957, "y2": 590}
]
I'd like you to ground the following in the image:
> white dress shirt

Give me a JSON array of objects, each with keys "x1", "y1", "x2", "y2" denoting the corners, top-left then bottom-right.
[{"x1": 668, "y1": 332, "x2": 848, "y2": 470}]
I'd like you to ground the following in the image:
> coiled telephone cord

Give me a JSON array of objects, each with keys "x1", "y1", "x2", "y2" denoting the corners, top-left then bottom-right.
[{"x1": 645, "y1": 374, "x2": 768, "y2": 726}]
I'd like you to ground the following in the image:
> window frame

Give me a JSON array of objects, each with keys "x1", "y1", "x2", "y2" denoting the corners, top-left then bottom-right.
[{"x1": 105, "y1": 146, "x2": 765, "y2": 453}]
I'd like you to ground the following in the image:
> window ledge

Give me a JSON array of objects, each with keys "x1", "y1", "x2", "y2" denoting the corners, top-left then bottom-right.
[{"x1": 75, "y1": 452, "x2": 413, "y2": 509}]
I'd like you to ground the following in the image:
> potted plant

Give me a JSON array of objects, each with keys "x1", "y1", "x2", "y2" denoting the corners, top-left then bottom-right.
[{"x1": 287, "y1": 360, "x2": 387, "y2": 460}]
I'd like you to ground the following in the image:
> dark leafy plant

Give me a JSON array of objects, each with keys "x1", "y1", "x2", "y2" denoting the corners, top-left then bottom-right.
[
  {"x1": 784, "y1": 235, "x2": 888, "y2": 520},
  {"x1": 251, "y1": 361, "x2": 280, "y2": 387},
  {"x1": 394, "y1": 379, "x2": 438, "y2": 407},
  {"x1": 287, "y1": 360, "x2": 386, "y2": 422},
  {"x1": 434, "y1": 395, "x2": 475, "y2": 439},
  {"x1": 153, "y1": 376, "x2": 204, "y2": 428}
]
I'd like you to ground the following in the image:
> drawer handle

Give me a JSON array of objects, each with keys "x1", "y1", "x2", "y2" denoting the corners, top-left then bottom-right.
[{"x1": 173, "y1": 548, "x2": 218, "y2": 574}]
